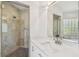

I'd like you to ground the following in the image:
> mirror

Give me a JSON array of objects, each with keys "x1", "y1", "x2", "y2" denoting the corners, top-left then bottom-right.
[{"x1": 48, "y1": 1, "x2": 79, "y2": 44}]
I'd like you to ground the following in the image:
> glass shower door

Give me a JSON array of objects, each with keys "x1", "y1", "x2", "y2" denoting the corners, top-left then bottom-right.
[
  {"x1": 1, "y1": 2, "x2": 11, "y2": 56},
  {"x1": 1, "y1": 2, "x2": 20, "y2": 56},
  {"x1": 1, "y1": 1, "x2": 30, "y2": 57}
]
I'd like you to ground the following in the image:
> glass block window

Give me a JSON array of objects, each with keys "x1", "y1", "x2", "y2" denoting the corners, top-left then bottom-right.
[{"x1": 63, "y1": 19, "x2": 78, "y2": 39}]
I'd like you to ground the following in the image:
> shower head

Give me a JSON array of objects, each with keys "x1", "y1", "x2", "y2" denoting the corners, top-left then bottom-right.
[
  {"x1": 12, "y1": 16, "x2": 16, "y2": 21},
  {"x1": 13, "y1": 16, "x2": 16, "y2": 19}
]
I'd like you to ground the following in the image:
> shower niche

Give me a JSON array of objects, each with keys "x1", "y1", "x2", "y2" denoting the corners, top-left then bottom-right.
[{"x1": 0, "y1": 1, "x2": 30, "y2": 57}]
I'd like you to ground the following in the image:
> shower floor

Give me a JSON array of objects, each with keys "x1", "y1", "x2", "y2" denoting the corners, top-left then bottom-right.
[{"x1": 6, "y1": 47, "x2": 29, "y2": 57}]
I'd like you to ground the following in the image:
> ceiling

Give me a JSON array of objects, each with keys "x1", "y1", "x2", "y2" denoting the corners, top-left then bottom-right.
[
  {"x1": 57, "y1": 1, "x2": 78, "y2": 12},
  {"x1": 19, "y1": 1, "x2": 53, "y2": 8},
  {"x1": 11, "y1": 2, "x2": 29, "y2": 11},
  {"x1": 38, "y1": 1, "x2": 53, "y2": 7},
  {"x1": 10, "y1": 1, "x2": 53, "y2": 11}
]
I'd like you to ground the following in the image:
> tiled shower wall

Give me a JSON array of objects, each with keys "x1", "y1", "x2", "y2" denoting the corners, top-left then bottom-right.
[{"x1": 1, "y1": 2, "x2": 23, "y2": 56}]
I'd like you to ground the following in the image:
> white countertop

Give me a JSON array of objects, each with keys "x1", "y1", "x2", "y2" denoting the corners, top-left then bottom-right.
[{"x1": 32, "y1": 38, "x2": 79, "y2": 57}]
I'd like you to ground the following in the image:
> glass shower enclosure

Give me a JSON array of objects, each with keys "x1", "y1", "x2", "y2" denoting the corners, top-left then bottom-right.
[{"x1": 0, "y1": 1, "x2": 30, "y2": 57}]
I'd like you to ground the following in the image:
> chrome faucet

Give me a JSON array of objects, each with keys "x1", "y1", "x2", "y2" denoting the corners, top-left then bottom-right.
[{"x1": 54, "y1": 35, "x2": 62, "y2": 45}]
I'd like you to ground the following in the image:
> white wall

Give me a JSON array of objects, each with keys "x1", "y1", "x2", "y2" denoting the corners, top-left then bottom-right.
[{"x1": 20, "y1": 1, "x2": 48, "y2": 38}]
